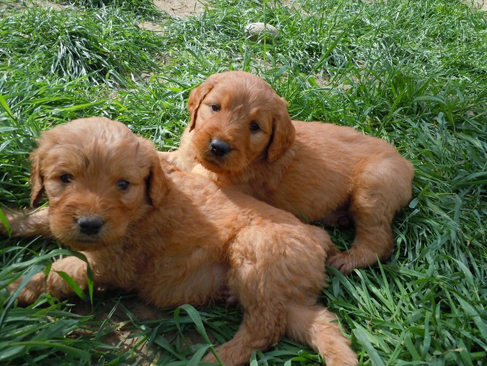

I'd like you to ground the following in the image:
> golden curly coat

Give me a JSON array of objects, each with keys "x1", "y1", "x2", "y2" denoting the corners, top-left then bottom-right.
[
  {"x1": 161, "y1": 71, "x2": 415, "y2": 274},
  {"x1": 4, "y1": 117, "x2": 357, "y2": 366}
]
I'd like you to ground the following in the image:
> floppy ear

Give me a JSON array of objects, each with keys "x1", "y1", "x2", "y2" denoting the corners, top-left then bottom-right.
[
  {"x1": 187, "y1": 76, "x2": 221, "y2": 131},
  {"x1": 30, "y1": 149, "x2": 45, "y2": 207},
  {"x1": 267, "y1": 97, "x2": 296, "y2": 163},
  {"x1": 145, "y1": 152, "x2": 167, "y2": 209}
]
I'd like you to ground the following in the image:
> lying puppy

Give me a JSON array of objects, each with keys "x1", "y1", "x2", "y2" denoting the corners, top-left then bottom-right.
[
  {"x1": 161, "y1": 71, "x2": 415, "y2": 274},
  {"x1": 3, "y1": 117, "x2": 357, "y2": 366}
]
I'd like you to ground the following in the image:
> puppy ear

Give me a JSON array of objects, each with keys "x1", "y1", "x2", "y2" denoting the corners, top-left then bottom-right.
[
  {"x1": 267, "y1": 97, "x2": 296, "y2": 163},
  {"x1": 30, "y1": 149, "x2": 45, "y2": 207},
  {"x1": 146, "y1": 153, "x2": 167, "y2": 209},
  {"x1": 187, "y1": 76, "x2": 219, "y2": 132}
]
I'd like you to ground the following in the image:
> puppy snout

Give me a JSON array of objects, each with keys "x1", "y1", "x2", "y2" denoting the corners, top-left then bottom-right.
[
  {"x1": 77, "y1": 216, "x2": 104, "y2": 235},
  {"x1": 210, "y1": 139, "x2": 231, "y2": 157}
]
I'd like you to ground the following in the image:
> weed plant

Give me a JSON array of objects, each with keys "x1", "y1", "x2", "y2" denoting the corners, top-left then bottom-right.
[
  {"x1": 0, "y1": 0, "x2": 486, "y2": 365},
  {"x1": 59, "y1": 0, "x2": 161, "y2": 19}
]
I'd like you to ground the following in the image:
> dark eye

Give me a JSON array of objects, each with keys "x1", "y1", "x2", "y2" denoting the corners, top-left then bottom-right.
[
  {"x1": 250, "y1": 121, "x2": 260, "y2": 131},
  {"x1": 117, "y1": 180, "x2": 130, "y2": 191},
  {"x1": 211, "y1": 104, "x2": 221, "y2": 112},
  {"x1": 59, "y1": 174, "x2": 73, "y2": 184}
]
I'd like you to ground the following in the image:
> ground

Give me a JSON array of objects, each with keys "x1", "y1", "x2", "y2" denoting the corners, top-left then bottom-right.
[
  {"x1": 153, "y1": 0, "x2": 203, "y2": 17},
  {"x1": 1, "y1": 0, "x2": 486, "y2": 365}
]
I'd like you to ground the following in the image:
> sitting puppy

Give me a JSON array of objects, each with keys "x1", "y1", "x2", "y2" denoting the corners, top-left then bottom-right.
[
  {"x1": 3, "y1": 117, "x2": 357, "y2": 366},
  {"x1": 161, "y1": 71, "x2": 415, "y2": 274}
]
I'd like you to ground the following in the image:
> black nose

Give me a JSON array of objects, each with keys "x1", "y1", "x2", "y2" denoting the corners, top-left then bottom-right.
[
  {"x1": 77, "y1": 217, "x2": 104, "y2": 235},
  {"x1": 210, "y1": 139, "x2": 231, "y2": 157}
]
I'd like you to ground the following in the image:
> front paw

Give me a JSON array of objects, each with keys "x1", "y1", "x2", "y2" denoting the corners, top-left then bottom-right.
[{"x1": 8, "y1": 273, "x2": 46, "y2": 305}]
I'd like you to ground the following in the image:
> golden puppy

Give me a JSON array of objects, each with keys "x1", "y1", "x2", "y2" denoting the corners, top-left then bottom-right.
[
  {"x1": 161, "y1": 71, "x2": 415, "y2": 274},
  {"x1": 3, "y1": 117, "x2": 357, "y2": 366}
]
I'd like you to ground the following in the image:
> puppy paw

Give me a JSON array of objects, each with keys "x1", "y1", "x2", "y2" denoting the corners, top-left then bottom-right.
[
  {"x1": 322, "y1": 336, "x2": 358, "y2": 366},
  {"x1": 327, "y1": 251, "x2": 358, "y2": 275},
  {"x1": 325, "y1": 351, "x2": 358, "y2": 366},
  {"x1": 8, "y1": 273, "x2": 46, "y2": 305},
  {"x1": 202, "y1": 352, "x2": 219, "y2": 364},
  {"x1": 202, "y1": 345, "x2": 236, "y2": 366},
  {"x1": 327, "y1": 247, "x2": 382, "y2": 274}
]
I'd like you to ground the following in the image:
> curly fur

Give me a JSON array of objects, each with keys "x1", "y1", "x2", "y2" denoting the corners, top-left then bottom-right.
[
  {"x1": 161, "y1": 71, "x2": 415, "y2": 274},
  {"x1": 4, "y1": 117, "x2": 357, "y2": 366}
]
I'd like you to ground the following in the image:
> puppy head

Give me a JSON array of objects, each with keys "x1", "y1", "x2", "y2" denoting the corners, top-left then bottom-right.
[
  {"x1": 30, "y1": 117, "x2": 166, "y2": 251},
  {"x1": 188, "y1": 71, "x2": 296, "y2": 175}
]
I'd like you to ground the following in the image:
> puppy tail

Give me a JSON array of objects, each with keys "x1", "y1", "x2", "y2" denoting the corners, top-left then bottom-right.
[{"x1": 286, "y1": 304, "x2": 358, "y2": 366}]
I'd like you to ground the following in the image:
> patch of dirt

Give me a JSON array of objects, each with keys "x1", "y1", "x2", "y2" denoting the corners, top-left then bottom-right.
[
  {"x1": 139, "y1": 0, "x2": 206, "y2": 31},
  {"x1": 32, "y1": 0, "x2": 70, "y2": 10},
  {"x1": 0, "y1": 0, "x2": 72, "y2": 11},
  {"x1": 153, "y1": 0, "x2": 205, "y2": 18},
  {"x1": 69, "y1": 295, "x2": 212, "y2": 362},
  {"x1": 1, "y1": 0, "x2": 205, "y2": 17},
  {"x1": 470, "y1": 0, "x2": 487, "y2": 11},
  {"x1": 138, "y1": 20, "x2": 164, "y2": 32}
]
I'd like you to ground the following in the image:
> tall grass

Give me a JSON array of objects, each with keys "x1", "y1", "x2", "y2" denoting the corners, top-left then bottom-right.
[
  {"x1": 59, "y1": 0, "x2": 161, "y2": 18},
  {"x1": 1, "y1": 7, "x2": 161, "y2": 86},
  {"x1": 1, "y1": 0, "x2": 486, "y2": 364}
]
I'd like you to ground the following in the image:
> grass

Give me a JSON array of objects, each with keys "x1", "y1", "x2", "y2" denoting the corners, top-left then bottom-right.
[{"x1": 0, "y1": 0, "x2": 486, "y2": 364}]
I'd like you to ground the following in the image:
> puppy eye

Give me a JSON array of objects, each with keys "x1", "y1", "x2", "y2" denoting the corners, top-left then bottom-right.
[
  {"x1": 211, "y1": 104, "x2": 221, "y2": 112},
  {"x1": 117, "y1": 180, "x2": 130, "y2": 191},
  {"x1": 250, "y1": 121, "x2": 260, "y2": 132},
  {"x1": 59, "y1": 174, "x2": 73, "y2": 184}
]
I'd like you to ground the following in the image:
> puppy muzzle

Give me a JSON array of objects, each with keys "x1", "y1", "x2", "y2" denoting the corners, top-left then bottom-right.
[
  {"x1": 77, "y1": 216, "x2": 104, "y2": 236},
  {"x1": 209, "y1": 139, "x2": 232, "y2": 157}
]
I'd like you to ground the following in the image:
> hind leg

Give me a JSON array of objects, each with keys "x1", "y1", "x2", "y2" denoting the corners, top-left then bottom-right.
[
  {"x1": 328, "y1": 156, "x2": 413, "y2": 274},
  {"x1": 203, "y1": 306, "x2": 286, "y2": 366},
  {"x1": 287, "y1": 303, "x2": 357, "y2": 366},
  {"x1": 202, "y1": 224, "x2": 323, "y2": 365},
  {"x1": 203, "y1": 258, "x2": 288, "y2": 366},
  {"x1": 327, "y1": 210, "x2": 395, "y2": 274},
  {"x1": 202, "y1": 268, "x2": 287, "y2": 366}
]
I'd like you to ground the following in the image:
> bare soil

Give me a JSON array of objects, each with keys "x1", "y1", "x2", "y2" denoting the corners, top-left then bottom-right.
[
  {"x1": 471, "y1": 0, "x2": 487, "y2": 11},
  {"x1": 153, "y1": 0, "x2": 204, "y2": 17}
]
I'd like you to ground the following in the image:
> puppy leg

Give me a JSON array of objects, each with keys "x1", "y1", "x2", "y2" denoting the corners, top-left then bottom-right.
[
  {"x1": 328, "y1": 156, "x2": 413, "y2": 274},
  {"x1": 286, "y1": 303, "x2": 357, "y2": 366},
  {"x1": 9, "y1": 256, "x2": 89, "y2": 305},
  {"x1": 203, "y1": 305, "x2": 286, "y2": 366},
  {"x1": 203, "y1": 236, "x2": 288, "y2": 365},
  {"x1": 203, "y1": 223, "x2": 331, "y2": 365},
  {"x1": 203, "y1": 309, "x2": 286, "y2": 366},
  {"x1": 1, "y1": 207, "x2": 52, "y2": 237}
]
